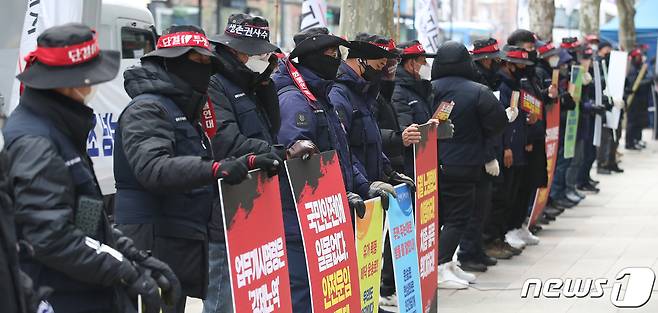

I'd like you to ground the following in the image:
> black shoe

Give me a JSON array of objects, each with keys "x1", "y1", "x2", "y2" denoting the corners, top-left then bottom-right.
[
  {"x1": 597, "y1": 167, "x2": 612, "y2": 175},
  {"x1": 544, "y1": 206, "x2": 564, "y2": 217},
  {"x1": 625, "y1": 145, "x2": 641, "y2": 150},
  {"x1": 501, "y1": 240, "x2": 523, "y2": 255},
  {"x1": 608, "y1": 165, "x2": 624, "y2": 173},
  {"x1": 529, "y1": 224, "x2": 543, "y2": 234},
  {"x1": 542, "y1": 213, "x2": 556, "y2": 221},
  {"x1": 577, "y1": 183, "x2": 600, "y2": 193},
  {"x1": 459, "y1": 260, "x2": 488, "y2": 272},
  {"x1": 476, "y1": 255, "x2": 498, "y2": 266},
  {"x1": 553, "y1": 198, "x2": 576, "y2": 209},
  {"x1": 588, "y1": 178, "x2": 600, "y2": 186}
]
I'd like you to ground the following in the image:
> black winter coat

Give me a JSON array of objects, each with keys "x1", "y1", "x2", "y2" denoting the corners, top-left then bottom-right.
[
  {"x1": 431, "y1": 61, "x2": 508, "y2": 173},
  {"x1": 374, "y1": 80, "x2": 405, "y2": 173}
]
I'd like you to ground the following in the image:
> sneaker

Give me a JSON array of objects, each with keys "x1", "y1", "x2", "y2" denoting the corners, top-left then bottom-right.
[
  {"x1": 565, "y1": 191, "x2": 582, "y2": 204},
  {"x1": 608, "y1": 165, "x2": 624, "y2": 173},
  {"x1": 484, "y1": 241, "x2": 513, "y2": 259},
  {"x1": 379, "y1": 293, "x2": 397, "y2": 307},
  {"x1": 516, "y1": 227, "x2": 540, "y2": 245},
  {"x1": 438, "y1": 263, "x2": 469, "y2": 289},
  {"x1": 450, "y1": 261, "x2": 476, "y2": 282},
  {"x1": 529, "y1": 224, "x2": 543, "y2": 234},
  {"x1": 577, "y1": 183, "x2": 600, "y2": 193},
  {"x1": 597, "y1": 167, "x2": 612, "y2": 175},
  {"x1": 588, "y1": 178, "x2": 600, "y2": 186},
  {"x1": 505, "y1": 229, "x2": 527, "y2": 249},
  {"x1": 544, "y1": 206, "x2": 564, "y2": 217}
]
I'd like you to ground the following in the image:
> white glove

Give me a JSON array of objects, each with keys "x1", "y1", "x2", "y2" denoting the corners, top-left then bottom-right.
[
  {"x1": 613, "y1": 98, "x2": 625, "y2": 109},
  {"x1": 484, "y1": 159, "x2": 500, "y2": 177},
  {"x1": 505, "y1": 106, "x2": 519, "y2": 123},
  {"x1": 582, "y1": 72, "x2": 593, "y2": 85}
]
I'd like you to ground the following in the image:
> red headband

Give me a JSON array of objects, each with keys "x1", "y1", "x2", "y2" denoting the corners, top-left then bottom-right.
[
  {"x1": 157, "y1": 31, "x2": 210, "y2": 50},
  {"x1": 24, "y1": 35, "x2": 100, "y2": 68},
  {"x1": 372, "y1": 39, "x2": 396, "y2": 52},
  {"x1": 403, "y1": 43, "x2": 426, "y2": 55},
  {"x1": 471, "y1": 43, "x2": 499, "y2": 54},
  {"x1": 560, "y1": 41, "x2": 580, "y2": 49},
  {"x1": 506, "y1": 50, "x2": 529, "y2": 59},
  {"x1": 537, "y1": 42, "x2": 555, "y2": 55}
]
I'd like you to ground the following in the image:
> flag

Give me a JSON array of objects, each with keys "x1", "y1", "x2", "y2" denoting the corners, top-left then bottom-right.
[
  {"x1": 414, "y1": 0, "x2": 441, "y2": 53},
  {"x1": 300, "y1": 0, "x2": 327, "y2": 31},
  {"x1": 10, "y1": 0, "x2": 84, "y2": 112}
]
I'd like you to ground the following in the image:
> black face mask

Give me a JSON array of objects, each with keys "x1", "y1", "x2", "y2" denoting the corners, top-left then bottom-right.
[
  {"x1": 359, "y1": 59, "x2": 385, "y2": 82},
  {"x1": 299, "y1": 53, "x2": 341, "y2": 80},
  {"x1": 165, "y1": 56, "x2": 212, "y2": 93},
  {"x1": 511, "y1": 65, "x2": 526, "y2": 81}
]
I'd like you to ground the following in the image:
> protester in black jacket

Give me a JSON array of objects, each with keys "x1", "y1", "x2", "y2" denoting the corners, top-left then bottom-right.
[
  {"x1": 0, "y1": 135, "x2": 27, "y2": 313},
  {"x1": 430, "y1": 41, "x2": 508, "y2": 289},
  {"x1": 4, "y1": 24, "x2": 177, "y2": 313},
  {"x1": 625, "y1": 48, "x2": 654, "y2": 150},
  {"x1": 204, "y1": 15, "x2": 284, "y2": 313},
  {"x1": 114, "y1": 25, "x2": 278, "y2": 313}
]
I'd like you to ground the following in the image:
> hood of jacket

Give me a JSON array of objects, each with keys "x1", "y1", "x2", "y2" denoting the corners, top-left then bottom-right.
[
  {"x1": 335, "y1": 61, "x2": 380, "y2": 98},
  {"x1": 431, "y1": 59, "x2": 479, "y2": 82},
  {"x1": 395, "y1": 66, "x2": 432, "y2": 99},
  {"x1": 123, "y1": 60, "x2": 206, "y2": 121}
]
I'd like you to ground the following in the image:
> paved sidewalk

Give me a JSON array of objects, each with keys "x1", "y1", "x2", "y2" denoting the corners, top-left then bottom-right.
[
  {"x1": 185, "y1": 136, "x2": 658, "y2": 313},
  {"x1": 439, "y1": 137, "x2": 658, "y2": 313}
]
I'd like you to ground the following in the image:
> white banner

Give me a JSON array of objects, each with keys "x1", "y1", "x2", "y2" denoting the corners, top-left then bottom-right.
[
  {"x1": 300, "y1": 0, "x2": 327, "y2": 31},
  {"x1": 414, "y1": 0, "x2": 440, "y2": 53},
  {"x1": 9, "y1": 0, "x2": 84, "y2": 113}
]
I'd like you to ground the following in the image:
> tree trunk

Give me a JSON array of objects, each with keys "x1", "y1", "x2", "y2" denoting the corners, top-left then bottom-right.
[
  {"x1": 616, "y1": 0, "x2": 636, "y2": 51},
  {"x1": 528, "y1": 0, "x2": 555, "y2": 41},
  {"x1": 339, "y1": 0, "x2": 395, "y2": 40},
  {"x1": 579, "y1": 0, "x2": 601, "y2": 39}
]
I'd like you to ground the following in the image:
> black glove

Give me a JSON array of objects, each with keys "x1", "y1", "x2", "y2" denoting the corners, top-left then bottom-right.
[
  {"x1": 286, "y1": 140, "x2": 320, "y2": 160},
  {"x1": 271, "y1": 144, "x2": 287, "y2": 161},
  {"x1": 246, "y1": 152, "x2": 282, "y2": 176},
  {"x1": 388, "y1": 171, "x2": 416, "y2": 192},
  {"x1": 118, "y1": 260, "x2": 161, "y2": 313},
  {"x1": 368, "y1": 181, "x2": 396, "y2": 211},
  {"x1": 19, "y1": 270, "x2": 53, "y2": 313},
  {"x1": 591, "y1": 104, "x2": 608, "y2": 116},
  {"x1": 213, "y1": 157, "x2": 249, "y2": 184},
  {"x1": 115, "y1": 235, "x2": 181, "y2": 307},
  {"x1": 347, "y1": 192, "x2": 366, "y2": 219}
]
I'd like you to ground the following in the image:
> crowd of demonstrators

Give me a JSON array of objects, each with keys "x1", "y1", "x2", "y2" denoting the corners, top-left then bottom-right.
[{"x1": 2, "y1": 12, "x2": 657, "y2": 313}]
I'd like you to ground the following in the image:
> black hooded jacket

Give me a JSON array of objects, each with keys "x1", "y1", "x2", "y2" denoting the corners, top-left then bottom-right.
[
  {"x1": 119, "y1": 60, "x2": 216, "y2": 193},
  {"x1": 374, "y1": 80, "x2": 405, "y2": 173},
  {"x1": 431, "y1": 58, "x2": 508, "y2": 170},
  {"x1": 208, "y1": 47, "x2": 280, "y2": 160}
]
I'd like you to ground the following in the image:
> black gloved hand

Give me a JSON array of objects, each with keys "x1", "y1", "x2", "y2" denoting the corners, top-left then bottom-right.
[
  {"x1": 388, "y1": 171, "x2": 416, "y2": 192},
  {"x1": 115, "y1": 235, "x2": 181, "y2": 307},
  {"x1": 368, "y1": 181, "x2": 396, "y2": 211},
  {"x1": 286, "y1": 140, "x2": 320, "y2": 160},
  {"x1": 591, "y1": 104, "x2": 608, "y2": 116},
  {"x1": 271, "y1": 144, "x2": 287, "y2": 161},
  {"x1": 347, "y1": 192, "x2": 366, "y2": 219},
  {"x1": 19, "y1": 270, "x2": 53, "y2": 313},
  {"x1": 118, "y1": 260, "x2": 161, "y2": 313},
  {"x1": 246, "y1": 152, "x2": 282, "y2": 176},
  {"x1": 213, "y1": 157, "x2": 249, "y2": 184}
]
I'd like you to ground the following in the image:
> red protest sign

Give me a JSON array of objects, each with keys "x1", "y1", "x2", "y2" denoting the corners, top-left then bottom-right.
[
  {"x1": 520, "y1": 91, "x2": 543, "y2": 118},
  {"x1": 219, "y1": 170, "x2": 293, "y2": 312},
  {"x1": 414, "y1": 123, "x2": 439, "y2": 313},
  {"x1": 284, "y1": 150, "x2": 361, "y2": 313}
]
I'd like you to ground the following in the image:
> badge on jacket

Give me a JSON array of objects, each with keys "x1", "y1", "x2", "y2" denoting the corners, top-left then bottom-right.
[{"x1": 296, "y1": 112, "x2": 309, "y2": 127}]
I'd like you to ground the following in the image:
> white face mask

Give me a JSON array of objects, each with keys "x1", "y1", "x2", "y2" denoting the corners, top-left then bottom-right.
[
  {"x1": 74, "y1": 85, "x2": 98, "y2": 105},
  {"x1": 245, "y1": 53, "x2": 272, "y2": 74},
  {"x1": 548, "y1": 55, "x2": 560, "y2": 68},
  {"x1": 419, "y1": 64, "x2": 432, "y2": 80},
  {"x1": 591, "y1": 44, "x2": 599, "y2": 51}
]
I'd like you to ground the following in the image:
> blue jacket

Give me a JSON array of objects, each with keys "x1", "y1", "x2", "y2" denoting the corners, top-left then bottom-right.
[
  {"x1": 330, "y1": 62, "x2": 390, "y2": 186},
  {"x1": 273, "y1": 61, "x2": 369, "y2": 239}
]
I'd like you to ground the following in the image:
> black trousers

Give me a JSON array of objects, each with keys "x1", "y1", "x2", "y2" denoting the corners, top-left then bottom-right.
[
  {"x1": 380, "y1": 232, "x2": 395, "y2": 297},
  {"x1": 597, "y1": 128, "x2": 616, "y2": 167},
  {"x1": 507, "y1": 167, "x2": 534, "y2": 231},
  {"x1": 458, "y1": 174, "x2": 492, "y2": 261},
  {"x1": 438, "y1": 168, "x2": 477, "y2": 265},
  {"x1": 486, "y1": 166, "x2": 524, "y2": 241}
]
